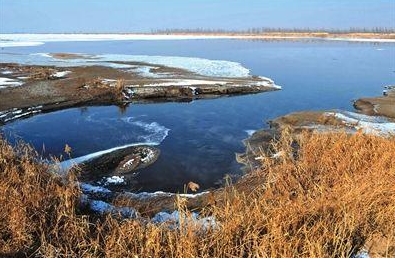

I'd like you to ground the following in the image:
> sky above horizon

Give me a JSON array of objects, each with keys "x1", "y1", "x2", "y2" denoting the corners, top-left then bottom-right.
[{"x1": 1, "y1": 0, "x2": 394, "y2": 33}]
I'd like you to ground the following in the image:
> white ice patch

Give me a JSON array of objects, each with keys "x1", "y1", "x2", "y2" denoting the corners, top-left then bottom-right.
[
  {"x1": 89, "y1": 200, "x2": 113, "y2": 214},
  {"x1": 0, "y1": 41, "x2": 44, "y2": 47},
  {"x1": 0, "y1": 106, "x2": 42, "y2": 123},
  {"x1": 326, "y1": 37, "x2": 395, "y2": 43},
  {"x1": 144, "y1": 79, "x2": 229, "y2": 86},
  {"x1": 4, "y1": 52, "x2": 251, "y2": 78},
  {"x1": 244, "y1": 129, "x2": 256, "y2": 136},
  {"x1": 100, "y1": 54, "x2": 251, "y2": 77},
  {"x1": 0, "y1": 77, "x2": 23, "y2": 88},
  {"x1": 0, "y1": 33, "x2": 237, "y2": 46},
  {"x1": 122, "y1": 159, "x2": 135, "y2": 168},
  {"x1": 253, "y1": 76, "x2": 282, "y2": 89},
  {"x1": 126, "y1": 65, "x2": 166, "y2": 78},
  {"x1": 80, "y1": 183, "x2": 111, "y2": 194},
  {"x1": 3, "y1": 33, "x2": 395, "y2": 44},
  {"x1": 326, "y1": 111, "x2": 395, "y2": 136},
  {"x1": 141, "y1": 149, "x2": 154, "y2": 163},
  {"x1": 88, "y1": 199, "x2": 137, "y2": 218},
  {"x1": 105, "y1": 176, "x2": 125, "y2": 185},
  {"x1": 353, "y1": 249, "x2": 370, "y2": 258},
  {"x1": 151, "y1": 210, "x2": 217, "y2": 230},
  {"x1": 51, "y1": 70, "x2": 71, "y2": 78},
  {"x1": 1, "y1": 70, "x2": 13, "y2": 74},
  {"x1": 189, "y1": 86, "x2": 198, "y2": 95},
  {"x1": 122, "y1": 117, "x2": 170, "y2": 144},
  {"x1": 119, "y1": 190, "x2": 209, "y2": 202}
]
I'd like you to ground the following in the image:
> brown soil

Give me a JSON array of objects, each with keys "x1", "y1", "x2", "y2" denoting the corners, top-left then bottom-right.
[
  {"x1": 354, "y1": 86, "x2": 395, "y2": 119},
  {"x1": 50, "y1": 53, "x2": 96, "y2": 59}
]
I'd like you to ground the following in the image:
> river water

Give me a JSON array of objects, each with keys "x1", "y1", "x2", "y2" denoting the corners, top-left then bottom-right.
[{"x1": 1, "y1": 39, "x2": 394, "y2": 192}]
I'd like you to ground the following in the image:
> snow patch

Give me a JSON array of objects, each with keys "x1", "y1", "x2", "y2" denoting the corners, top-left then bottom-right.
[
  {"x1": 99, "y1": 55, "x2": 250, "y2": 77},
  {"x1": 0, "y1": 41, "x2": 44, "y2": 47},
  {"x1": 353, "y1": 249, "x2": 370, "y2": 258},
  {"x1": 326, "y1": 38, "x2": 395, "y2": 43},
  {"x1": 0, "y1": 77, "x2": 23, "y2": 88},
  {"x1": 88, "y1": 199, "x2": 137, "y2": 218},
  {"x1": 326, "y1": 111, "x2": 395, "y2": 136},
  {"x1": 244, "y1": 129, "x2": 256, "y2": 136},
  {"x1": 151, "y1": 210, "x2": 217, "y2": 230},
  {"x1": 3, "y1": 34, "x2": 394, "y2": 45},
  {"x1": 105, "y1": 176, "x2": 125, "y2": 185},
  {"x1": 144, "y1": 79, "x2": 229, "y2": 86},
  {"x1": 51, "y1": 70, "x2": 71, "y2": 78},
  {"x1": 80, "y1": 183, "x2": 111, "y2": 194},
  {"x1": 189, "y1": 86, "x2": 198, "y2": 95},
  {"x1": 1, "y1": 70, "x2": 13, "y2": 74},
  {"x1": 0, "y1": 106, "x2": 42, "y2": 123},
  {"x1": 126, "y1": 65, "x2": 165, "y2": 78},
  {"x1": 5, "y1": 52, "x2": 251, "y2": 78},
  {"x1": 122, "y1": 159, "x2": 135, "y2": 168},
  {"x1": 140, "y1": 149, "x2": 155, "y2": 163}
]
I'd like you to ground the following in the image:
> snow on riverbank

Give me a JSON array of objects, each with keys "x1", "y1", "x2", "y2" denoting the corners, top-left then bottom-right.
[
  {"x1": 0, "y1": 33, "x2": 234, "y2": 46},
  {"x1": 1, "y1": 51, "x2": 252, "y2": 78},
  {"x1": 1, "y1": 33, "x2": 394, "y2": 48},
  {"x1": 0, "y1": 77, "x2": 23, "y2": 88},
  {"x1": 59, "y1": 118, "x2": 169, "y2": 170},
  {"x1": 326, "y1": 111, "x2": 395, "y2": 136}
]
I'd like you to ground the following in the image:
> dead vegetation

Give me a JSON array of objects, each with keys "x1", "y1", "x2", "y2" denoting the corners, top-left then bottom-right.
[
  {"x1": 0, "y1": 130, "x2": 394, "y2": 257},
  {"x1": 29, "y1": 67, "x2": 57, "y2": 80},
  {"x1": 79, "y1": 77, "x2": 126, "y2": 102}
]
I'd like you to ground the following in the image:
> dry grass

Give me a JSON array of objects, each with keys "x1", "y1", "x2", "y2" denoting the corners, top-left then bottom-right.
[
  {"x1": 29, "y1": 67, "x2": 56, "y2": 80},
  {"x1": 0, "y1": 131, "x2": 394, "y2": 257}
]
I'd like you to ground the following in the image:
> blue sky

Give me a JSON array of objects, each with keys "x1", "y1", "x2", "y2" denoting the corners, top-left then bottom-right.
[{"x1": 1, "y1": 0, "x2": 394, "y2": 33}]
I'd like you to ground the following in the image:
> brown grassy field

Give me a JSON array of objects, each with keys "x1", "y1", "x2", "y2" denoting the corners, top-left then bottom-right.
[{"x1": 0, "y1": 130, "x2": 394, "y2": 257}]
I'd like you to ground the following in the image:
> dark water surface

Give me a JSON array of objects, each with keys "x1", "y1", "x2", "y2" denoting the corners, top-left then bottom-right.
[{"x1": 1, "y1": 40, "x2": 394, "y2": 192}]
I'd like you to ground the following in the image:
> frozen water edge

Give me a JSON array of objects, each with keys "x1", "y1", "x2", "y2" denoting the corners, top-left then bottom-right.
[
  {"x1": 0, "y1": 41, "x2": 44, "y2": 47},
  {"x1": 144, "y1": 79, "x2": 229, "y2": 86},
  {"x1": 59, "y1": 142, "x2": 158, "y2": 171},
  {"x1": 1, "y1": 34, "x2": 394, "y2": 47},
  {"x1": 326, "y1": 110, "x2": 395, "y2": 136},
  {"x1": 2, "y1": 52, "x2": 252, "y2": 78}
]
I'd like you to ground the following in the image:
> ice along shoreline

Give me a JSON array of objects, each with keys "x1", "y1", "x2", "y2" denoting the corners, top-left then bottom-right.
[
  {"x1": 1, "y1": 32, "x2": 395, "y2": 47},
  {"x1": 0, "y1": 52, "x2": 281, "y2": 124}
]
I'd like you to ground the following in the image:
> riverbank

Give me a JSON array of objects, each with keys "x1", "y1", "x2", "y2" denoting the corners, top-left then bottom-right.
[
  {"x1": 1, "y1": 123, "x2": 394, "y2": 257},
  {"x1": 156, "y1": 31, "x2": 395, "y2": 41},
  {"x1": 1, "y1": 32, "x2": 394, "y2": 47},
  {"x1": 239, "y1": 86, "x2": 395, "y2": 172},
  {"x1": 354, "y1": 85, "x2": 395, "y2": 119},
  {"x1": 0, "y1": 58, "x2": 280, "y2": 123}
]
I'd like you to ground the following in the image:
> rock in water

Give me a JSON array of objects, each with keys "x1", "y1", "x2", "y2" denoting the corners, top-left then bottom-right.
[{"x1": 78, "y1": 146, "x2": 160, "y2": 181}]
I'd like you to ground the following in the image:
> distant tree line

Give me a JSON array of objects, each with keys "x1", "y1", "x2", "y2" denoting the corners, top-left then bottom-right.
[{"x1": 152, "y1": 27, "x2": 395, "y2": 34}]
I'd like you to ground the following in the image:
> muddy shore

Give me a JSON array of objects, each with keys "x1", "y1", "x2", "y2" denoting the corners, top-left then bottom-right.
[
  {"x1": 0, "y1": 60, "x2": 280, "y2": 124},
  {"x1": 354, "y1": 85, "x2": 395, "y2": 119},
  {"x1": 238, "y1": 86, "x2": 395, "y2": 173}
]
